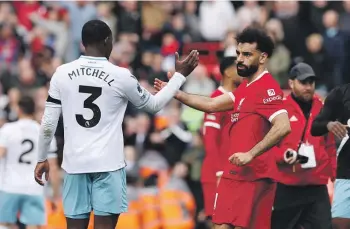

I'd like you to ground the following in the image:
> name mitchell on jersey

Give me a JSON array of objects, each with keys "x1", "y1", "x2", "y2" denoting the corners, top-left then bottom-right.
[{"x1": 68, "y1": 67, "x2": 115, "y2": 86}]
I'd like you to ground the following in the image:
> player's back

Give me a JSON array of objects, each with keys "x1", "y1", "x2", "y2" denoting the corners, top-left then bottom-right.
[
  {"x1": 53, "y1": 56, "x2": 134, "y2": 173},
  {"x1": 0, "y1": 119, "x2": 43, "y2": 195}
]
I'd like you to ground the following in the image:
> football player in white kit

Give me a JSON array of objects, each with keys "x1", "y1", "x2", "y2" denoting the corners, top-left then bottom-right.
[
  {"x1": 0, "y1": 96, "x2": 58, "y2": 229},
  {"x1": 34, "y1": 19, "x2": 199, "y2": 229}
]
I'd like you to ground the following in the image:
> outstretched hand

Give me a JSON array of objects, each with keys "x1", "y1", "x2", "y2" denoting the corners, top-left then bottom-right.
[{"x1": 175, "y1": 50, "x2": 199, "y2": 76}]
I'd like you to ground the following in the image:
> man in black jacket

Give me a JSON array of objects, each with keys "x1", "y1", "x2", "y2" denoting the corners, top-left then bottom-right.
[{"x1": 311, "y1": 84, "x2": 350, "y2": 229}]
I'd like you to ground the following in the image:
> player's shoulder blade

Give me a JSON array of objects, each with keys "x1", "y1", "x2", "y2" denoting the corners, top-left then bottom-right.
[
  {"x1": 104, "y1": 62, "x2": 135, "y2": 83},
  {"x1": 53, "y1": 60, "x2": 79, "y2": 81},
  {"x1": 0, "y1": 122, "x2": 12, "y2": 132}
]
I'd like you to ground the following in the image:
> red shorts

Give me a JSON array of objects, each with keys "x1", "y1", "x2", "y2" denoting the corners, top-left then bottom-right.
[
  {"x1": 202, "y1": 182, "x2": 217, "y2": 217},
  {"x1": 212, "y1": 178, "x2": 276, "y2": 229}
]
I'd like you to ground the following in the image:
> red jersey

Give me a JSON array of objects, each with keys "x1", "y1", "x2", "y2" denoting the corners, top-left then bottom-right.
[
  {"x1": 201, "y1": 87, "x2": 233, "y2": 183},
  {"x1": 222, "y1": 71, "x2": 287, "y2": 181}
]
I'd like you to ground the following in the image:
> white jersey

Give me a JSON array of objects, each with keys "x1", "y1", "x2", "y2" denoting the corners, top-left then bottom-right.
[
  {"x1": 46, "y1": 55, "x2": 185, "y2": 174},
  {"x1": 0, "y1": 119, "x2": 57, "y2": 195}
]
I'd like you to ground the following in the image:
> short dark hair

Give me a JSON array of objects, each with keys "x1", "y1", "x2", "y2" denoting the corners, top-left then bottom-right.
[
  {"x1": 235, "y1": 27, "x2": 274, "y2": 57},
  {"x1": 220, "y1": 56, "x2": 236, "y2": 75},
  {"x1": 81, "y1": 20, "x2": 112, "y2": 47},
  {"x1": 18, "y1": 96, "x2": 35, "y2": 115}
]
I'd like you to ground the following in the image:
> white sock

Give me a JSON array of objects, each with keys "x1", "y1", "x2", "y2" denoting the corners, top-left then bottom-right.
[{"x1": 0, "y1": 225, "x2": 10, "y2": 229}]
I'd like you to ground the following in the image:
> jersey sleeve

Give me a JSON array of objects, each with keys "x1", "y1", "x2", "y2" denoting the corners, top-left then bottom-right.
[
  {"x1": 311, "y1": 87, "x2": 342, "y2": 136},
  {"x1": 48, "y1": 137, "x2": 58, "y2": 159},
  {"x1": 119, "y1": 73, "x2": 152, "y2": 109},
  {"x1": 255, "y1": 87, "x2": 287, "y2": 122},
  {"x1": 0, "y1": 125, "x2": 10, "y2": 148},
  {"x1": 46, "y1": 70, "x2": 62, "y2": 108},
  {"x1": 119, "y1": 70, "x2": 186, "y2": 113}
]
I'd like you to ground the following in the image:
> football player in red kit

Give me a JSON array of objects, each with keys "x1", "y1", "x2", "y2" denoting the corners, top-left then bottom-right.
[
  {"x1": 201, "y1": 56, "x2": 241, "y2": 222},
  {"x1": 154, "y1": 27, "x2": 291, "y2": 229}
]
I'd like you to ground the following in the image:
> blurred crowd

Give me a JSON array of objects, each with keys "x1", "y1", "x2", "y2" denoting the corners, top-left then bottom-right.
[{"x1": 1, "y1": 1, "x2": 350, "y2": 228}]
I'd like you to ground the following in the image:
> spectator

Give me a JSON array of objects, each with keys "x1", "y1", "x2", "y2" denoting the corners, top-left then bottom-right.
[
  {"x1": 322, "y1": 10, "x2": 347, "y2": 88},
  {"x1": 274, "y1": 1, "x2": 307, "y2": 60},
  {"x1": 199, "y1": 0, "x2": 237, "y2": 41},
  {"x1": 160, "y1": 106, "x2": 192, "y2": 167},
  {"x1": 310, "y1": 1, "x2": 328, "y2": 34},
  {"x1": 303, "y1": 33, "x2": 331, "y2": 94},
  {"x1": 221, "y1": 30, "x2": 237, "y2": 57},
  {"x1": 117, "y1": 1, "x2": 141, "y2": 43},
  {"x1": 266, "y1": 18, "x2": 291, "y2": 88},
  {"x1": 183, "y1": 64, "x2": 216, "y2": 96},
  {"x1": 339, "y1": 0, "x2": 350, "y2": 33},
  {"x1": 141, "y1": 2, "x2": 168, "y2": 40},
  {"x1": 110, "y1": 39, "x2": 136, "y2": 69},
  {"x1": 147, "y1": 51, "x2": 168, "y2": 85},
  {"x1": 12, "y1": 1, "x2": 43, "y2": 32},
  {"x1": 3, "y1": 87, "x2": 20, "y2": 122},
  {"x1": 133, "y1": 113, "x2": 153, "y2": 155},
  {"x1": 236, "y1": 0, "x2": 261, "y2": 32},
  {"x1": 97, "y1": 2, "x2": 117, "y2": 39},
  {"x1": 134, "y1": 49, "x2": 155, "y2": 81},
  {"x1": 59, "y1": 1, "x2": 97, "y2": 61},
  {"x1": 183, "y1": 1, "x2": 201, "y2": 42},
  {"x1": 29, "y1": 7, "x2": 68, "y2": 59},
  {"x1": 0, "y1": 23, "x2": 21, "y2": 68}
]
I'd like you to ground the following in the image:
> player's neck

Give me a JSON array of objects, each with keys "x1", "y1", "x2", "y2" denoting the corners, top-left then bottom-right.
[
  {"x1": 18, "y1": 114, "x2": 34, "y2": 120},
  {"x1": 84, "y1": 49, "x2": 106, "y2": 59},
  {"x1": 246, "y1": 67, "x2": 266, "y2": 84}
]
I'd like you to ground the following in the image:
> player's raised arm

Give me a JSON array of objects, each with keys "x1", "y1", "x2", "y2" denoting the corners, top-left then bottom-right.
[
  {"x1": 154, "y1": 76, "x2": 234, "y2": 113},
  {"x1": 35, "y1": 71, "x2": 62, "y2": 186},
  {"x1": 121, "y1": 51, "x2": 199, "y2": 114},
  {"x1": 311, "y1": 87, "x2": 347, "y2": 138}
]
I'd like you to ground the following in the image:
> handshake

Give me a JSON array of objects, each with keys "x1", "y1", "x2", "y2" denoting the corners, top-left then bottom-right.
[{"x1": 284, "y1": 149, "x2": 309, "y2": 165}]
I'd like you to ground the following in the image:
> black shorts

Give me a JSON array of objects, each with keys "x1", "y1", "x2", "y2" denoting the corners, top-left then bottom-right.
[{"x1": 271, "y1": 183, "x2": 332, "y2": 229}]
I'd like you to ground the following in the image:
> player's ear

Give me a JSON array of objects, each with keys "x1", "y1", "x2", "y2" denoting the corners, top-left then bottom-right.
[
  {"x1": 288, "y1": 79, "x2": 294, "y2": 89},
  {"x1": 104, "y1": 37, "x2": 108, "y2": 46},
  {"x1": 259, "y1": 52, "x2": 268, "y2": 64}
]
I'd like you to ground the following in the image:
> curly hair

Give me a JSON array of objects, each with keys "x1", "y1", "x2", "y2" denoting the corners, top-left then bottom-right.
[{"x1": 236, "y1": 27, "x2": 275, "y2": 57}]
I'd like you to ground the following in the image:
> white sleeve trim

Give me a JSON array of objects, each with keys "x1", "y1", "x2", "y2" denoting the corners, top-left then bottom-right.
[
  {"x1": 38, "y1": 106, "x2": 61, "y2": 162},
  {"x1": 228, "y1": 92, "x2": 235, "y2": 102},
  {"x1": 47, "y1": 153, "x2": 58, "y2": 159},
  {"x1": 216, "y1": 171, "x2": 223, "y2": 177},
  {"x1": 268, "y1": 109, "x2": 288, "y2": 122},
  {"x1": 204, "y1": 121, "x2": 221, "y2": 129},
  {"x1": 142, "y1": 72, "x2": 186, "y2": 113}
]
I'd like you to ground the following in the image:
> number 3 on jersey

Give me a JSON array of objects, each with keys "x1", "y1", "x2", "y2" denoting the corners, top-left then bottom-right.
[{"x1": 76, "y1": 85, "x2": 102, "y2": 128}]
